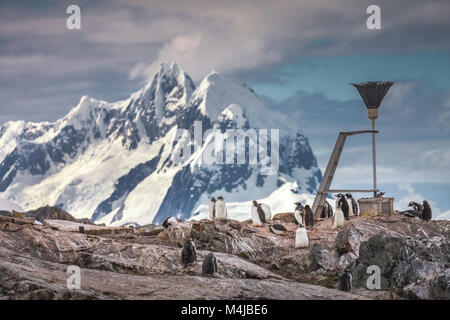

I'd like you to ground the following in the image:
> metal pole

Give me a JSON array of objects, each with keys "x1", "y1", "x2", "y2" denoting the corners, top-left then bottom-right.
[{"x1": 371, "y1": 118, "x2": 377, "y2": 197}]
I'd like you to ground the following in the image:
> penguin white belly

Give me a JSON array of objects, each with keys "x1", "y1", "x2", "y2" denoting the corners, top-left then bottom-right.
[
  {"x1": 208, "y1": 202, "x2": 215, "y2": 219},
  {"x1": 251, "y1": 206, "x2": 263, "y2": 226},
  {"x1": 260, "y1": 203, "x2": 272, "y2": 221},
  {"x1": 215, "y1": 201, "x2": 227, "y2": 218},
  {"x1": 333, "y1": 208, "x2": 345, "y2": 228},
  {"x1": 295, "y1": 229, "x2": 309, "y2": 248},
  {"x1": 167, "y1": 217, "x2": 178, "y2": 225},
  {"x1": 294, "y1": 209, "x2": 303, "y2": 225},
  {"x1": 348, "y1": 202, "x2": 355, "y2": 216}
]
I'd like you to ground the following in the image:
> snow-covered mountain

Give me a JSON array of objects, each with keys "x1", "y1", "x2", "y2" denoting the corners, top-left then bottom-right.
[{"x1": 0, "y1": 62, "x2": 321, "y2": 226}]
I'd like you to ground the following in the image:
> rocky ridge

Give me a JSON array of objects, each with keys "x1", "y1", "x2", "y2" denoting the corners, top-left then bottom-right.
[{"x1": 0, "y1": 212, "x2": 448, "y2": 300}]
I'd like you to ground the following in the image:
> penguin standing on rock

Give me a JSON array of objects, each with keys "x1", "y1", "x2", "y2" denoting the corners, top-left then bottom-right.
[
  {"x1": 345, "y1": 193, "x2": 358, "y2": 217},
  {"x1": 295, "y1": 224, "x2": 309, "y2": 248},
  {"x1": 294, "y1": 202, "x2": 304, "y2": 225},
  {"x1": 338, "y1": 268, "x2": 352, "y2": 292},
  {"x1": 251, "y1": 200, "x2": 266, "y2": 226},
  {"x1": 336, "y1": 194, "x2": 349, "y2": 220},
  {"x1": 215, "y1": 196, "x2": 227, "y2": 219},
  {"x1": 260, "y1": 203, "x2": 272, "y2": 221},
  {"x1": 208, "y1": 197, "x2": 216, "y2": 219},
  {"x1": 304, "y1": 205, "x2": 314, "y2": 227},
  {"x1": 320, "y1": 201, "x2": 333, "y2": 218},
  {"x1": 333, "y1": 202, "x2": 345, "y2": 229},
  {"x1": 269, "y1": 224, "x2": 287, "y2": 235},
  {"x1": 202, "y1": 252, "x2": 218, "y2": 275},
  {"x1": 421, "y1": 200, "x2": 432, "y2": 221},
  {"x1": 162, "y1": 217, "x2": 181, "y2": 228},
  {"x1": 181, "y1": 238, "x2": 197, "y2": 268}
]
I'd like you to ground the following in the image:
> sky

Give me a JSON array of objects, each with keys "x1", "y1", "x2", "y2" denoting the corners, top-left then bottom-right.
[{"x1": 1, "y1": 0, "x2": 449, "y2": 218}]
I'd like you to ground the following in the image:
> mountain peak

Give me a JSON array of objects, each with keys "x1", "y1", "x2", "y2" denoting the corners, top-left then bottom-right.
[{"x1": 138, "y1": 61, "x2": 195, "y2": 108}]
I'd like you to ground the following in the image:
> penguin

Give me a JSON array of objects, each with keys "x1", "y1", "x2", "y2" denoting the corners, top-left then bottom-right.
[
  {"x1": 304, "y1": 205, "x2": 314, "y2": 227},
  {"x1": 421, "y1": 200, "x2": 432, "y2": 221},
  {"x1": 336, "y1": 194, "x2": 349, "y2": 220},
  {"x1": 408, "y1": 201, "x2": 422, "y2": 212},
  {"x1": 332, "y1": 203, "x2": 345, "y2": 229},
  {"x1": 269, "y1": 224, "x2": 287, "y2": 235},
  {"x1": 162, "y1": 216, "x2": 181, "y2": 229},
  {"x1": 294, "y1": 202, "x2": 304, "y2": 225},
  {"x1": 260, "y1": 203, "x2": 272, "y2": 221},
  {"x1": 345, "y1": 193, "x2": 359, "y2": 217},
  {"x1": 251, "y1": 200, "x2": 266, "y2": 226},
  {"x1": 202, "y1": 252, "x2": 218, "y2": 275},
  {"x1": 208, "y1": 197, "x2": 216, "y2": 219},
  {"x1": 295, "y1": 224, "x2": 309, "y2": 248},
  {"x1": 338, "y1": 268, "x2": 352, "y2": 292},
  {"x1": 399, "y1": 209, "x2": 422, "y2": 218},
  {"x1": 320, "y1": 200, "x2": 333, "y2": 218},
  {"x1": 214, "y1": 196, "x2": 227, "y2": 219},
  {"x1": 181, "y1": 238, "x2": 197, "y2": 268},
  {"x1": 376, "y1": 191, "x2": 386, "y2": 198}
]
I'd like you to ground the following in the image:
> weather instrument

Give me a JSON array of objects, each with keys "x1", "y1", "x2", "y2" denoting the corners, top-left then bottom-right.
[{"x1": 312, "y1": 81, "x2": 394, "y2": 218}]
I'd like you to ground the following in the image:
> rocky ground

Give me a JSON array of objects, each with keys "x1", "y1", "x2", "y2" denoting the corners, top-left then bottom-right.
[{"x1": 0, "y1": 212, "x2": 448, "y2": 300}]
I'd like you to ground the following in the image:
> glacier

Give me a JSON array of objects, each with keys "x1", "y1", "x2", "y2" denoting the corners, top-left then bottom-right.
[{"x1": 0, "y1": 62, "x2": 322, "y2": 226}]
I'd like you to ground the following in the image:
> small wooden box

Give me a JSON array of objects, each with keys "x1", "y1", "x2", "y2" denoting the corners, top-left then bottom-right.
[{"x1": 358, "y1": 197, "x2": 394, "y2": 216}]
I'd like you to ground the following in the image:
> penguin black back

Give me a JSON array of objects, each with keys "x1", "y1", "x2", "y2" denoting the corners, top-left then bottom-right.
[
  {"x1": 256, "y1": 204, "x2": 266, "y2": 223},
  {"x1": 326, "y1": 201, "x2": 334, "y2": 217},
  {"x1": 421, "y1": 200, "x2": 432, "y2": 221},
  {"x1": 202, "y1": 252, "x2": 218, "y2": 275},
  {"x1": 338, "y1": 268, "x2": 352, "y2": 292},
  {"x1": 181, "y1": 238, "x2": 197, "y2": 268},
  {"x1": 338, "y1": 196, "x2": 349, "y2": 220},
  {"x1": 304, "y1": 205, "x2": 314, "y2": 227},
  {"x1": 320, "y1": 201, "x2": 333, "y2": 219},
  {"x1": 162, "y1": 217, "x2": 171, "y2": 229}
]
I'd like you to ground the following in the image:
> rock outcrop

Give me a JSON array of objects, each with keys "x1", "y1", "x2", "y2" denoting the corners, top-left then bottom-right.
[{"x1": 0, "y1": 211, "x2": 448, "y2": 300}]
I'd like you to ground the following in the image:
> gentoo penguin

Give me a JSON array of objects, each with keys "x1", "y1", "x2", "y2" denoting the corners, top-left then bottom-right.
[
  {"x1": 162, "y1": 216, "x2": 181, "y2": 228},
  {"x1": 332, "y1": 203, "x2": 345, "y2": 229},
  {"x1": 399, "y1": 209, "x2": 422, "y2": 218},
  {"x1": 260, "y1": 203, "x2": 272, "y2": 221},
  {"x1": 336, "y1": 194, "x2": 349, "y2": 220},
  {"x1": 294, "y1": 202, "x2": 305, "y2": 225},
  {"x1": 181, "y1": 238, "x2": 197, "y2": 268},
  {"x1": 269, "y1": 224, "x2": 287, "y2": 235},
  {"x1": 251, "y1": 200, "x2": 266, "y2": 226},
  {"x1": 208, "y1": 197, "x2": 216, "y2": 219},
  {"x1": 202, "y1": 252, "x2": 218, "y2": 275},
  {"x1": 320, "y1": 201, "x2": 333, "y2": 218},
  {"x1": 338, "y1": 268, "x2": 352, "y2": 292},
  {"x1": 214, "y1": 196, "x2": 227, "y2": 219},
  {"x1": 304, "y1": 205, "x2": 314, "y2": 227},
  {"x1": 408, "y1": 201, "x2": 422, "y2": 212},
  {"x1": 376, "y1": 191, "x2": 386, "y2": 198},
  {"x1": 421, "y1": 200, "x2": 432, "y2": 221},
  {"x1": 295, "y1": 224, "x2": 309, "y2": 248},
  {"x1": 345, "y1": 193, "x2": 358, "y2": 216}
]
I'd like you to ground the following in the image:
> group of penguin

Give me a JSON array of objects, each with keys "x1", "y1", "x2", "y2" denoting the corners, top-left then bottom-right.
[
  {"x1": 167, "y1": 194, "x2": 433, "y2": 291},
  {"x1": 207, "y1": 193, "x2": 359, "y2": 250},
  {"x1": 399, "y1": 200, "x2": 432, "y2": 221},
  {"x1": 180, "y1": 238, "x2": 219, "y2": 275}
]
